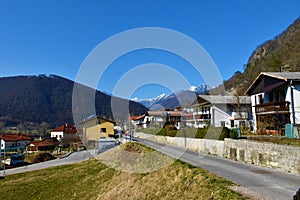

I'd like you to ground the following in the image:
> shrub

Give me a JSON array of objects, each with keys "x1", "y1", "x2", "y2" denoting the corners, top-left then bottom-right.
[{"x1": 230, "y1": 129, "x2": 239, "y2": 139}]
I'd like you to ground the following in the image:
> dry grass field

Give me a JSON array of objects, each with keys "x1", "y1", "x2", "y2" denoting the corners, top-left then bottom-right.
[{"x1": 0, "y1": 143, "x2": 243, "y2": 200}]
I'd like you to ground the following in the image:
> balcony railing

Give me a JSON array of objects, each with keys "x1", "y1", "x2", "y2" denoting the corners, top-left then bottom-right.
[
  {"x1": 255, "y1": 101, "x2": 290, "y2": 114},
  {"x1": 183, "y1": 114, "x2": 211, "y2": 120}
]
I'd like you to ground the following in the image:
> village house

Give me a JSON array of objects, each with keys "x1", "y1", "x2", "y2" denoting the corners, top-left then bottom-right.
[
  {"x1": 0, "y1": 133, "x2": 32, "y2": 151},
  {"x1": 130, "y1": 114, "x2": 152, "y2": 128},
  {"x1": 183, "y1": 95, "x2": 251, "y2": 129},
  {"x1": 26, "y1": 138, "x2": 59, "y2": 152},
  {"x1": 147, "y1": 108, "x2": 182, "y2": 129},
  {"x1": 245, "y1": 72, "x2": 300, "y2": 135},
  {"x1": 81, "y1": 116, "x2": 115, "y2": 143},
  {"x1": 50, "y1": 123, "x2": 77, "y2": 140}
]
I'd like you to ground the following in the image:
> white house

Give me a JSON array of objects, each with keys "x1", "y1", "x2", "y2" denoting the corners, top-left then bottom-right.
[
  {"x1": 183, "y1": 95, "x2": 251, "y2": 129},
  {"x1": 0, "y1": 134, "x2": 32, "y2": 151},
  {"x1": 147, "y1": 110, "x2": 182, "y2": 129},
  {"x1": 245, "y1": 72, "x2": 300, "y2": 134},
  {"x1": 50, "y1": 123, "x2": 77, "y2": 140},
  {"x1": 130, "y1": 114, "x2": 152, "y2": 128}
]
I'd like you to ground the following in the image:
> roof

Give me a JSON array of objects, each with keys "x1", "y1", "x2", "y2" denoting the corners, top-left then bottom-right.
[
  {"x1": 148, "y1": 111, "x2": 183, "y2": 117},
  {"x1": 130, "y1": 115, "x2": 146, "y2": 121},
  {"x1": 0, "y1": 134, "x2": 32, "y2": 141},
  {"x1": 197, "y1": 95, "x2": 250, "y2": 105},
  {"x1": 245, "y1": 72, "x2": 300, "y2": 95},
  {"x1": 80, "y1": 116, "x2": 115, "y2": 124},
  {"x1": 27, "y1": 138, "x2": 59, "y2": 147},
  {"x1": 260, "y1": 72, "x2": 300, "y2": 81},
  {"x1": 51, "y1": 123, "x2": 77, "y2": 134}
]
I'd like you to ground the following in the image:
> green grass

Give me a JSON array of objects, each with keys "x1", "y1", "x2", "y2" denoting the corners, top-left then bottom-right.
[
  {"x1": 138, "y1": 126, "x2": 230, "y2": 140},
  {"x1": 0, "y1": 143, "x2": 243, "y2": 200},
  {"x1": 247, "y1": 136, "x2": 300, "y2": 147}
]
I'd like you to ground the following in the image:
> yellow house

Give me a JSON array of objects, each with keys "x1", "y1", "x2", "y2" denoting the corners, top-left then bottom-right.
[{"x1": 82, "y1": 116, "x2": 115, "y2": 141}]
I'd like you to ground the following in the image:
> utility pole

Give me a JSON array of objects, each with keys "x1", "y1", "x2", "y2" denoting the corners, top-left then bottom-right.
[{"x1": 0, "y1": 138, "x2": 2, "y2": 171}]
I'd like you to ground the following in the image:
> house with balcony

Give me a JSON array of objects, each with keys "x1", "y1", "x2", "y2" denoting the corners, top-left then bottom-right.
[
  {"x1": 245, "y1": 72, "x2": 300, "y2": 135},
  {"x1": 130, "y1": 114, "x2": 152, "y2": 128},
  {"x1": 183, "y1": 95, "x2": 251, "y2": 129},
  {"x1": 147, "y1": 109, "x2": 183, "y2": 129}
]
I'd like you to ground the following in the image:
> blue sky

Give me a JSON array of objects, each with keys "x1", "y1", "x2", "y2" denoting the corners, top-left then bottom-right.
[{"x1": 0, "y1": 0, "x2": 299, "y2": 99}]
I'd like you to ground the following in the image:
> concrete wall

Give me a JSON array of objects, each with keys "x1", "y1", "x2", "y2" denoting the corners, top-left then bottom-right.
[
  {"x1": 135, "y1": 132, "x2": 300, "y2": 174},
  {"x1": 224, "y1": 138, "x2": 300, "y2": 174},
  {"x1": 134, "y1": 132, "x2": 224, "y2": 157}
]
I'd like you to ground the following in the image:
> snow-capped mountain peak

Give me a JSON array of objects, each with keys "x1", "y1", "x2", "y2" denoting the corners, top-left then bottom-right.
[
  {"x1": 132, "y1": 84, "x2": 209, "y2": 109},
  {"x1": 131, "y1": 93, "x2": 168, "y2": 108}
]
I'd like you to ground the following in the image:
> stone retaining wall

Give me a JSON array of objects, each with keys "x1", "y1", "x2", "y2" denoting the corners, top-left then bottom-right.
[
  {"x1": 224, "y1": 138, "x2": 300, "y2": 174},
  {"x1": 134, "y1": 132, "x2": 300, "y2": 174}
]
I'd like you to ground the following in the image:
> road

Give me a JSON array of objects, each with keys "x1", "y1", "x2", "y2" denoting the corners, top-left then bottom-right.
[
  {"x1": 137, "y1": 138, "x2": 300, "y2": 200},
  {"x1": 1, "y1": 150, "x2": 95, "y2": 176}
]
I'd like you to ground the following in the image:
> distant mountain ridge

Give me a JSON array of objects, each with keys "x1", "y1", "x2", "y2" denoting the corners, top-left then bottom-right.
[
  {"x1": 0, "y1": 75, "x2": 147, "y2": 128},
  {"x1": 131, "y1": 94, "x2": 168, "y2": 108},
  {"x1": 132, "y1": 84, "x2": 209, "y2": 109}
]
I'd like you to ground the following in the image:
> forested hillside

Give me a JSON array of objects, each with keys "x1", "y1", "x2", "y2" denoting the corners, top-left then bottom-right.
[
  {"x1": 0, "y1": 75, "x2": 147, "y2": 129},
  {"x1": 224, "y1": 17, "x2": 300, "y2": 95}
]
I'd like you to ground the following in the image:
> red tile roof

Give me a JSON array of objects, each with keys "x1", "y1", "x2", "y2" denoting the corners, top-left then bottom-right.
[
  {"x1": 51, "y1": 123, "x2": 77, "y2": 134},
  {"x1": 130, "y1": 115, "x2": 146, "y2": 121},
  {"x1": 0, "y1": 134, "x2": 32, "y2": 141},
  {"x1": 27, "y1": 138, "x2": 59, "y2": 147}
]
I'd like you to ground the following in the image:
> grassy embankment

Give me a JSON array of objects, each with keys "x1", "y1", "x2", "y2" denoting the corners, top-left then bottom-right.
[
  {"x1": 0, "y1": 143, "x2": 243, "y2": 200},
  {"x1": 138, "y1": 126, "x2": 231, "y2": 140},
  {"x1": 247, "y1": 136, "x2": 300, "y2": 147}
]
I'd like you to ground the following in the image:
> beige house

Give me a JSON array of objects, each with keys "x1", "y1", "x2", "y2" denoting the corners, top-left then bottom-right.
[{"x1": 82, "y1": 116, "x2": 115, "y2": 142}]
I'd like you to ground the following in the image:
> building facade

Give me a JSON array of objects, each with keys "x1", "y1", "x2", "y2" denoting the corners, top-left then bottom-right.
[
  {"x1": 183, "y1": 95, "x2": 251, "y2": 129},
  {"x1": 81, "y1": 116, "x2": 115, "y2": 142},
  {"x1": 245, "y1": 72, "x2": 300, "y2": 134},
  {"x1": 50, "y1": 123, "x2": 77, "y2": 140},
  {"x1": 0, "y1": 134, "x2": 32, "y2": 151}
]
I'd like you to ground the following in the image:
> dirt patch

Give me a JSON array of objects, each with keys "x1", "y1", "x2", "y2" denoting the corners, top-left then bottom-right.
[
  {"x1": 120, "y1": 142, "x2": 152, "y2": 153},
  {"x1": 30, "y1": 153, "x2": 56, "y2": 163}
]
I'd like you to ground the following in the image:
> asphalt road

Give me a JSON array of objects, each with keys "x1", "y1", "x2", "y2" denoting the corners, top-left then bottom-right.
[
  {"x1": 1, "y1": 150, "x2": 95, "y2": 176},
  {"x1": 137, "y1": 138, "x2": 300, "y2": 200}
]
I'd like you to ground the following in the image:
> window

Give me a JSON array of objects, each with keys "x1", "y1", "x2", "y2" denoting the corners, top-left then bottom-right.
[
  {"x1": 258, "y1": 94, "x2": 263, "y2": 104},
  {"x1": 279, "y1": 90, "x2": 285, "y2": 102},
  {"x1": 101, "y1": 128, "x2": 107, "y2": 133},
  {"x1": 231, "y1": 120, "x2": 234, "y2": 128},
  {"x1": 268, "y1": 92, "x2": 274, "y2": 102}
]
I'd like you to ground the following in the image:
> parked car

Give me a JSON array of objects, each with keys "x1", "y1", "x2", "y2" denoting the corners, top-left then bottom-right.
[{"x1": 2, "y1": 153, "x2": 25, "y2": 166}]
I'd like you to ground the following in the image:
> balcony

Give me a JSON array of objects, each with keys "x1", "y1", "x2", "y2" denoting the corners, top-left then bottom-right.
[
  {"x1": 255, "y1": 101, "x2": 290, "y2": 115},
  {"x1": 183, "y1": 113, "x2": 210, "y2": 121}
]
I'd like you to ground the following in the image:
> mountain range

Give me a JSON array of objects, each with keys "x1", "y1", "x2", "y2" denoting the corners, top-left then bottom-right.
[
  {"x1": 0, "y1": 75, "x2": 147, "y2": 129},
  {"x1": 132, "y1": 85, "x2": 209, "y2": 109}
]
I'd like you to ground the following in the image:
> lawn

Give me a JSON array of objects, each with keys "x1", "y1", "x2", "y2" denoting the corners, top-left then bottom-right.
[
  {"x1": 138, "y1": 126, "x2": 230, "y2": 140},
  {"x1": 0, "y1": 143, "x2": 243, "y2": 200},
  {"x1": 247, "y1": 136, "x2": 300, "y2": 147}
]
